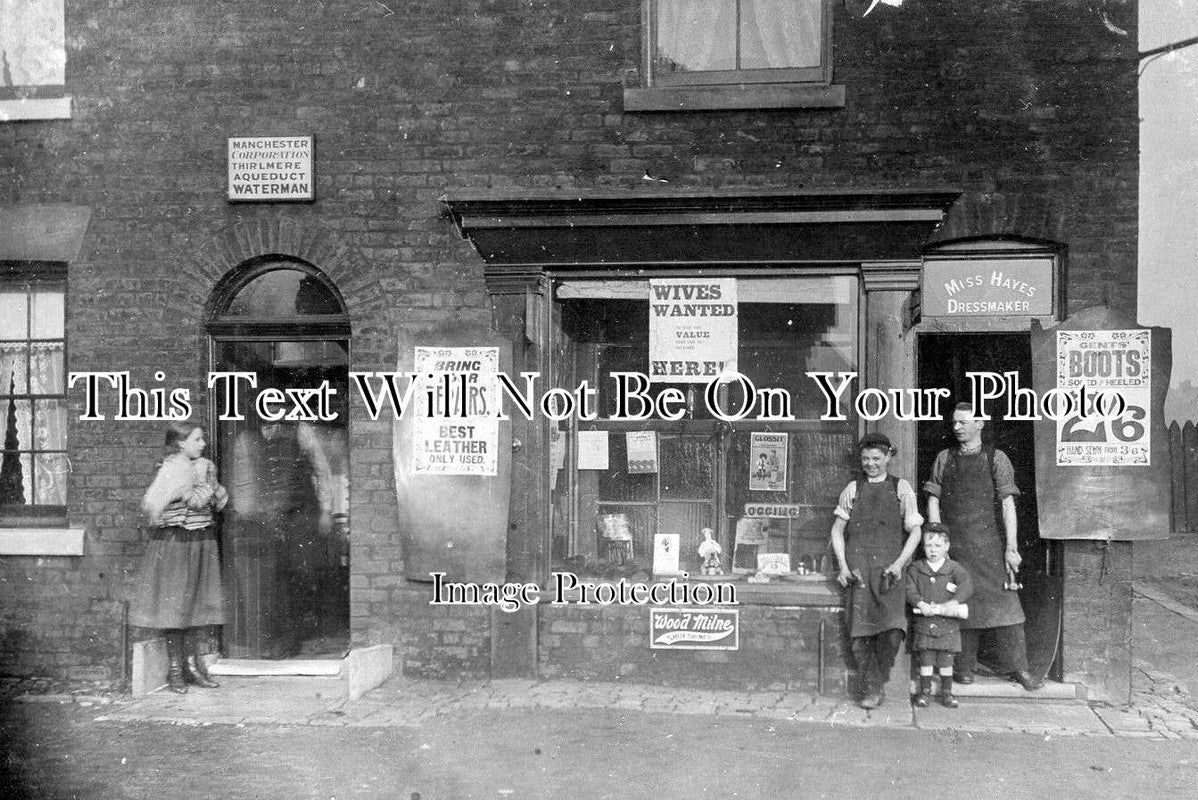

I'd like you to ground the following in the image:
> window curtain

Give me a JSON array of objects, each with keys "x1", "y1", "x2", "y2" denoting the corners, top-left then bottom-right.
[
  {"x1": 31, "y1": 341, "x2": 66, "y2": 504},
  {"x1": 740, "y1": 0, "x2": 821, "y2": 69},
  {"x1": 0, "y1": 341, "x2": 66, "y2": 505},
  {"x1": 655, "y1": 0, "x2": 737, "y2": 74},
  {"x1": 0, "y1": 0, "x2": 67, "y2": 87}
]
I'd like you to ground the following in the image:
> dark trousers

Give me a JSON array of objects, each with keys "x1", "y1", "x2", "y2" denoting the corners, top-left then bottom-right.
[
  {"x1": 957, "y1": 624, "x2": 1029, "y2": 675},
  {"x1": 851, "y1": 629, "x2": 905, "y2": 695}
]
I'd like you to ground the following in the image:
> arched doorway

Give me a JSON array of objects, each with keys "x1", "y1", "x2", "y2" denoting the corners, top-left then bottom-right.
[{"x1": 207, "y1": 257, "x2": 351, "y2": 659}]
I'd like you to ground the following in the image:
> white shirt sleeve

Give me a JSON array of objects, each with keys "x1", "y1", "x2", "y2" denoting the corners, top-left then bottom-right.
[
  {"x1": 896, "y1": 478, "x2": 925, "y2": 532},
  {"x1": 834, "y1": 481, "x2": 856, "y2": 522}
]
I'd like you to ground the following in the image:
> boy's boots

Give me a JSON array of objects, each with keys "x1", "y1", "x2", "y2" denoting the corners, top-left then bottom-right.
[
  {"x1": 912, "y1": 675, "x2": 932, "y2": 708},
  {"x1": 939, "y1": 674, "x2": 959, "y2": 708}
]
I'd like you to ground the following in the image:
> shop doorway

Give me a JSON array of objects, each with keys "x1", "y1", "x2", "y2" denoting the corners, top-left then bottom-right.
[
  {"x1": 917, "y1": 333, "x2": 1062, "y2": 681},
  {"x1": 208, "y1": 260, "x2": 351, "y2": 660}
]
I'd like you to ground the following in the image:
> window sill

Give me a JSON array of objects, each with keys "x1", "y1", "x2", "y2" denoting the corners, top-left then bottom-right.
[
  {"x1": 732, "y1": 577, "x2": 842, "y2": 607},
  {"x1": 624, "y1": 84, "x2": 844, "y2": 112},
  {"x1": 0, "y1": 97, "x2": 72, "y2": 122},
  {"x1": 0, "y1": 527, "x2": 84, "y2": 556},
  {"x1": 548, "y1": 572, "x2": 844, "y2": 607}
]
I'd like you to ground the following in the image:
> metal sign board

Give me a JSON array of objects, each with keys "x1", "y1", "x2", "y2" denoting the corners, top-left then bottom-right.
[
  {"x1": 227, "y1": 136, "x2": 314, "y2": 201},
  {"x1": 649, "y1": 608, "x2": 739, "y2": 650},
  {"x1": 922, "y1": 257, "x2": 1054, "y2": 317}
]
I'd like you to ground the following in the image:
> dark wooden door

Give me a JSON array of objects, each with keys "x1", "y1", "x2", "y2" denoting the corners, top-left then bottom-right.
[
  {"x1": 918, "y1": 333, "x2": 1062, "y2": 680},
  {"x1": 214, "y1": 340, "x2": 350, "y2": 659}
]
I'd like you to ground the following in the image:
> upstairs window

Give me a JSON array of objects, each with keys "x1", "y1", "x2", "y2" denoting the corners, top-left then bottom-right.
[
  {"x1": 0, "y1": 0, "x2": 71, "y2": 121},
  {"x1": 648, "y1": 0, "x2": 830, "y2": 86}
]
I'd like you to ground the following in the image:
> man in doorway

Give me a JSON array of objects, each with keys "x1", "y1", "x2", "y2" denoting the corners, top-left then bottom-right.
[{"x1": 923, "y1": 402, "x2": 1043, "y2": 691}]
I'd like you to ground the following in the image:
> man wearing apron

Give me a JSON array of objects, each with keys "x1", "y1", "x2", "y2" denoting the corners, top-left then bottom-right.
[
  {"x1": 924, "y1": 403, "x2": 1043, "y2": 691},
  {"x1": 830, "y1": 433, "x2": 923, "y2": 709}
]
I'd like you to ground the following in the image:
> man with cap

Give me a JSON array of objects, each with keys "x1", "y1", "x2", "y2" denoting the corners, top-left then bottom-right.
[
  {"x1": 830, "y1": 432, "x2": 923, "y2": 708},
  {"x1": 923, "y1": 402, "x2": 1042, "y2": 691}
]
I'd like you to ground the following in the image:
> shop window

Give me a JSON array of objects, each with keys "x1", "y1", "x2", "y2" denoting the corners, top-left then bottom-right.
[
  {"x1": 0, "y1": 270, "x2": 67, "y2": 527},
  {"x1": 0, "y1": 0, "x2": 71, "y2": 121},
  {"x1": 550, "y1": 275, "x2": 858, "y2": 581},
  {"x1": 626, "y1": 0, "x2": 842, "y2": 111}
]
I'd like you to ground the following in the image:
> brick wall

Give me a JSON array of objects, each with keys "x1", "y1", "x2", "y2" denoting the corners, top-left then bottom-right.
[
  {"x1": 539, "y1": 604, "x2": 846, "y2": 694},
  {"x1": 1061, "y1": 541, "x2": 1134, "y2": 703},
  {"x1": 0, "y1": 0, "x2": 1138, "y2": 684},
  {"x1": 394, "y1": 586, "x2": 492, "y2": 680}
]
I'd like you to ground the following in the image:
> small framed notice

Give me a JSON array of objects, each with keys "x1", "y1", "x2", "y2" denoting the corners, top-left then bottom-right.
[
  {"x1": 652, "y1": 533, "x2": 682, "y2": 576},
  {"x1": 227, "y1": 136, "x2": 314, "y2": 201}
]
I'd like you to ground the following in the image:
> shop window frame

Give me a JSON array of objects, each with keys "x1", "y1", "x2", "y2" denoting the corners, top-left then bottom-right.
[{"x1": 548, "y1": 271, "x2": 860, "y2": 593}]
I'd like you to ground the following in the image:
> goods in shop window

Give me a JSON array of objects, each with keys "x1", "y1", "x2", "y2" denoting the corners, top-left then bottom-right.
[{"x1": 698, "y1": 527, "x2": 723, "y2": 575}]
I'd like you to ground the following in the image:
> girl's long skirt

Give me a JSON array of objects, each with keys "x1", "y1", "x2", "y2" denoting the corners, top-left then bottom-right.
[{"x1": 129, "y1": 526, "x2": 225, "y2": 629}]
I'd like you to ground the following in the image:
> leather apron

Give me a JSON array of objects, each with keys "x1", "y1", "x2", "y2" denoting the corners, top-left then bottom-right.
[
  {"x1": 939, "y1": 449, "x2": 1025, "y2": 629},
  {"x1": 845, "y1": 477, "x2": 907, "y2": 638}
]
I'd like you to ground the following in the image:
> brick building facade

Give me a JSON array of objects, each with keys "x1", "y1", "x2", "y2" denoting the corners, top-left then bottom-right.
[{"x1": 0, "y1": 1, "x2": 1147, "y2": 701}]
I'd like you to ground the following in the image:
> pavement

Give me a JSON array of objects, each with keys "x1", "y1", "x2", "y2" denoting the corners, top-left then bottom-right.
[
  {"x1": 7, "y1": 691, "x2": 1198, "y2": 800},
  {"x1": 3, "y1": 586, "x2": 1198, "y2": 799},
  {"x1": 68, "y1": 669, "x2": 1179, "y2": 740},
  {"x1": 0, "y1": 579, "x2": 1187, "y2": 742}
]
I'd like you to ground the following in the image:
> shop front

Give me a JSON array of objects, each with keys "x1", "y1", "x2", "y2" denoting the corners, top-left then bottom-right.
[
  {"x1": 420, "y1": 190, "x2": 1170, "y2": 701},
  {"x1": 426, "y1": 189, "x2": 959, "y2": 692}
]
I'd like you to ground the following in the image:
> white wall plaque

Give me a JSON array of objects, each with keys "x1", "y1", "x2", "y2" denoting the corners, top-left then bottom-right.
[{"x1": 227, "y1": 136, "x2": 314, "y2": 201}]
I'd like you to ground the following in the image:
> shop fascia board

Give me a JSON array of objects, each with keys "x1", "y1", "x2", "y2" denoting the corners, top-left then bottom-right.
[{"x1": 442, "y1": 189, "x2": 961, "y2": 270}]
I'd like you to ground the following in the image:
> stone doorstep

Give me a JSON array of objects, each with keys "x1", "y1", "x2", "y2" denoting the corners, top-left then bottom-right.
[
  {"x1": 130, "y1": 641, "x2": 393, "y2": 701},
  {"x1": 208, "y1": 659, "x2": 342, "y2": 677},
  {"x1": 943, "y1": 676, "x2": 1081, "y2": 701},
  {"x1": 888, "y1": 670, "x2": 1082, "y2": 701}
]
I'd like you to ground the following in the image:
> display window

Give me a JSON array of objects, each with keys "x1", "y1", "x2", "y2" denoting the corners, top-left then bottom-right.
[{"x1": 549, "y1": 274, "x2": 859, "y2": 582}]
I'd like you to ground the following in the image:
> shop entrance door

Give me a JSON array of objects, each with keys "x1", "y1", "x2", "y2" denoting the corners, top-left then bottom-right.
[
  {"x1": 917, "y1": 333, "x2": 1062, "y2": 681},
  {"x1": 208, "y1": 262, "x2": 351, "y2": 660}
]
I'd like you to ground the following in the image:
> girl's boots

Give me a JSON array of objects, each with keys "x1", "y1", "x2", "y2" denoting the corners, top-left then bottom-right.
[
  {"x1": 183, "y1": 628, "x2": 219, "y2": 688},
  {"x1": 164, "y1": 630, "x2": 188, "y2": 694}
]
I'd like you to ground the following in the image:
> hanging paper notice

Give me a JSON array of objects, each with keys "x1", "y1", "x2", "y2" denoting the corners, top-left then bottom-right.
[
  {"x1": 549, "y1": 424, "x2": 567, "y2": 490},
  {"x1": 1055, "y1": 330, "x2": 1151, "y2": 466},
  {"x1": 648, "y1": 278, "x2": 738, "y2": 383},
  {"x1": 749, "y1": 432, "x2": 788, "y2": 492},
  {"x1": 577, "y1": 430, "x2": 610, "y2": 470},
  {"x1": 653, "y1": 533, "x2": 682, "y2": 576},
  {"x1": 411, "y1": 346, "x2": 500, "y2": 476},
  {"x1": 735, "y1": 516, "x2": 770, "y2": 547},
  {"x1": 626, "y1": 431, "x2": 658, "y2": 474}
]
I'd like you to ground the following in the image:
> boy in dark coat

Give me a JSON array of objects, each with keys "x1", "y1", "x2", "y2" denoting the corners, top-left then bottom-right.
[{"x1": 905, "y1": 523, "x2": 974, "y2": 708}]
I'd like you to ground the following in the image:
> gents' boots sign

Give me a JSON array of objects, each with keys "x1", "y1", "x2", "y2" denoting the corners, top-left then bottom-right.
[{"x1": 1031, "y1": 306, "x2": 1172, "y2": 541}]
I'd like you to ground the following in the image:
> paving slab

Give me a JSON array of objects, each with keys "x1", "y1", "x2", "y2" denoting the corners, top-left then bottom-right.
[
  {"x1": 91, "y1": 672, "x2": 1175, "y2": 739},
  {"x1": 914, "y1": 699, "x2": 1108, "y2": 736},
  {"x1": 821, "y1": 699, "x2": 914, "y2": 728},
  {"x1": 100, "y1": 676, "x2": 343, "y2": 725},
  {"x1": 1091, "y1": 705, "x2": 1155, "y2": 733}
]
